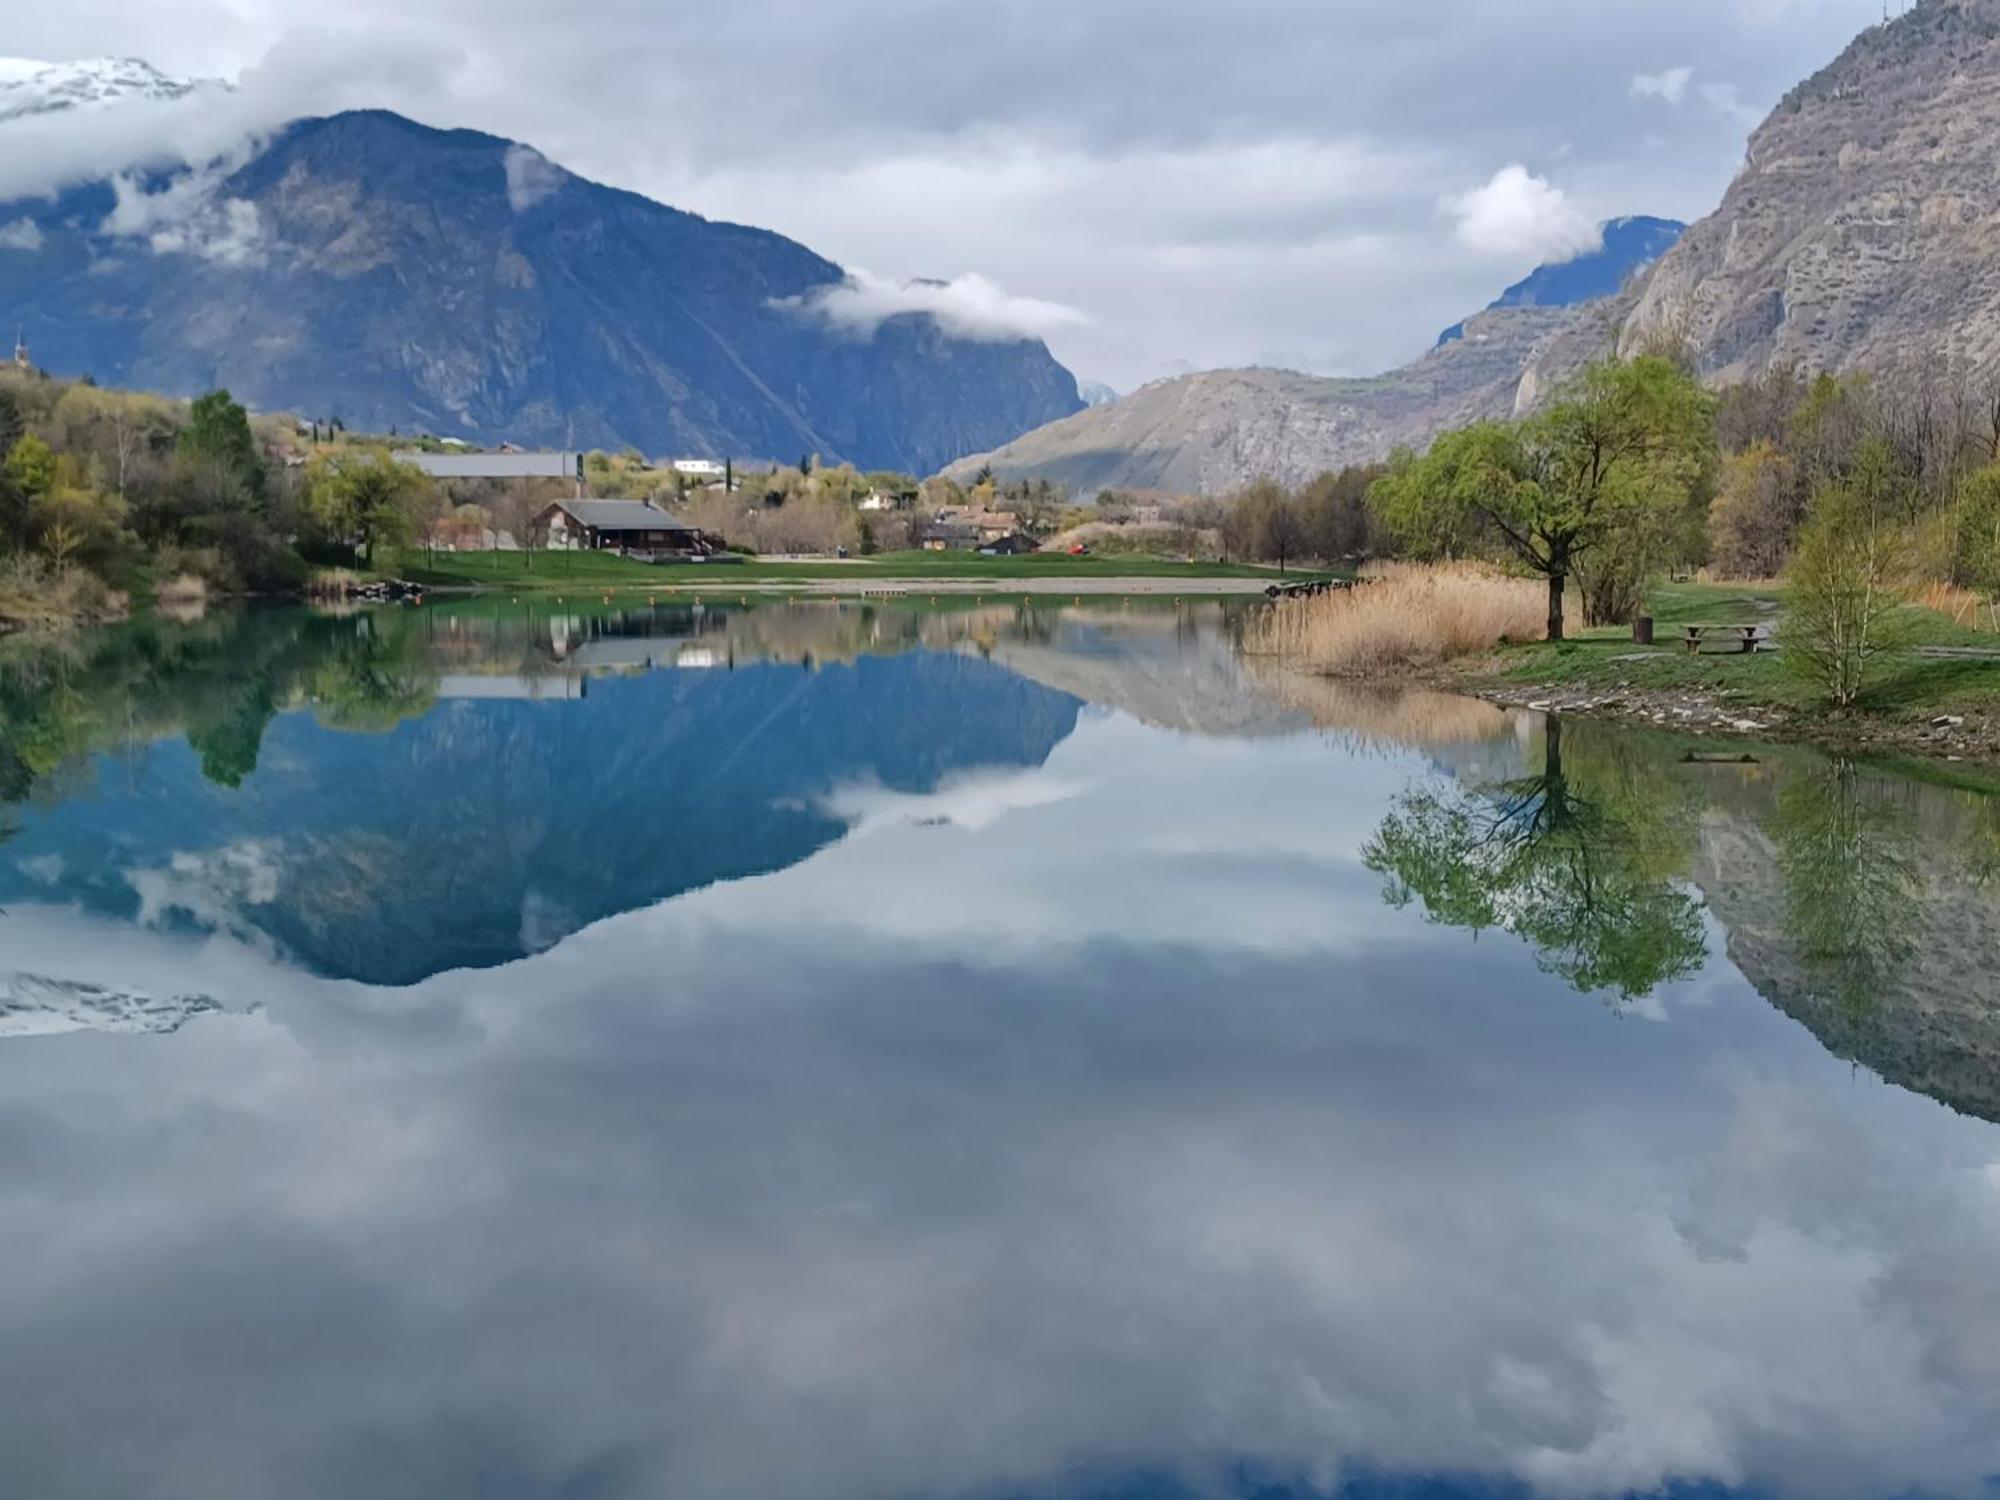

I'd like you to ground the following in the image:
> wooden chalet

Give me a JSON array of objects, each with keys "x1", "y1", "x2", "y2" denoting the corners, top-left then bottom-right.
[{"x1": 538, "y1": 498, "x2": 721, "y2": 557}]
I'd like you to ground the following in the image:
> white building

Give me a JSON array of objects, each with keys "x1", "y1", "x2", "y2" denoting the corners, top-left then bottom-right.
[{"x1": 671, "y1": 459, "x2": 727, "y2": 478}]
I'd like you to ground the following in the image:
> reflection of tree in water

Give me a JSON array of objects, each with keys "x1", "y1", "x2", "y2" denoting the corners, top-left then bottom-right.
[
  {"x1": 303, "y1": 611, "x2": 438, "y2": 733},
  {"x1": 1364, "y1": 717, "x2": 1708, "y2": 1002},
  {"x1": 0, "y1": 608, "x2": 441, "y2": 811},
  {"x1": 1766, "y1": 760, "x2": 1921, "y2": 1016}
]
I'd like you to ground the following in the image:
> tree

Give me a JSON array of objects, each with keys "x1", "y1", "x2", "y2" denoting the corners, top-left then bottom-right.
[
  {"x1": 1780, "y1": 438, "x2": 1916, "y2": 709},
  {"x1": 0, "y1": 388, "x2": 24, "y2": 458},
  {"x1": 178, "y1": 389, "x2": 265, "y2": 503},
  {"x1": 303, "y1": 448, "x2": 430, "y2": 563},
  {"x1": 1709, "y1": 440, "x2": 1802, "y2": 578},
  {"x1": 493, "y1": 482, "x2": 549, "y2": 571},
  {"x1": 1370, "y1": 357, "x2": 1714, "y2": 639},
  {"x1": 3, "y1": 433, "x2": 57, "y2": 502}
]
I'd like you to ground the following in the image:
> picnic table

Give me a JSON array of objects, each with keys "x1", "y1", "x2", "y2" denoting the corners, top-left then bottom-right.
[{"x1": 1682, "y1": 623, "x2": 1771, "y2": 655}]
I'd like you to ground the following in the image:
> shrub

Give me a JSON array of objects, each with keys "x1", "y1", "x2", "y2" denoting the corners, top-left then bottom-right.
[
  {"x1": 1780, "y1": 446, "x2": 1916, "y2": 708},
  {"x1": 0, "y1": 554, "x2": 126, "y2": 626},
  {"x1": 1247, "y1": 561, "x2": 1545, "y2": 674}
]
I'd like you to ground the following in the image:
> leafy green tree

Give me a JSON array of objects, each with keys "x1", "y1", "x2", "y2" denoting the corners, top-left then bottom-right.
[
  {"x1": 177, "y1": 389, "x2": 265, "y2": 503},
  {"x1": 3, "y1": 433, "x2": 57, "y2": 502},
  {"x1": 1363, "y1": 718, "x2": 1708, "y2": 1002},
  {"x1": 1780, "y1": 437, "x2": 1915, "y2": 708},
  {"x1": 303, "y1": 448, "x2": 432, "y2": 562},
  {"x1": 1370, "y1": 357, "x2": 1714, "y2": 639}
]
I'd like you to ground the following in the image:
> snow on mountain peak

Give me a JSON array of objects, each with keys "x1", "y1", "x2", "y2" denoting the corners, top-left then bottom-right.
[{"x1": 0, "y1": 56, "x2": 221, "y2": 124}]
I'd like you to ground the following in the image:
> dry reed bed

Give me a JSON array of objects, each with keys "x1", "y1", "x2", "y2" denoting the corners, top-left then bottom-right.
[{"x1": 1249, "y1": 562, "x2": 1544, "y2": 675}]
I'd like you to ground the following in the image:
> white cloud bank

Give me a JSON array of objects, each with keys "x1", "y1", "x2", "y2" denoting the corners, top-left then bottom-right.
[
  {"x1": 1444, "y1": 164, "x2": 1601, "y2": 263},
  {"x1": 1631, "y1": 65, "x2": 1694, "y2": 104},
  {"x1": 776, "y1": 268, "x2": 1091, "y2": 343}
]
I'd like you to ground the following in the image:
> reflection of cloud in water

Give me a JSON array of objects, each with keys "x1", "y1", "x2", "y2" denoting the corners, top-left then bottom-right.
[
  {"x1": 819, "y1": 765, "x2": 1088, "y2": 835},
  {"x1": 1, "y1": 719, "x2": 1999, "y2": 1499}
]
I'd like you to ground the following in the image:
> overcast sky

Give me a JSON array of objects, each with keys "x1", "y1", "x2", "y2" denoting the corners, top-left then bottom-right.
[{"x1": 12, "y1": 0, "x2": 1887, "y2": 391}]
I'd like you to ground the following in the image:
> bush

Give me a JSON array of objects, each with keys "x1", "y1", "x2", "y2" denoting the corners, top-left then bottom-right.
[
  {"x1": 1247, "y1": 561, "x2": 1545, "y2": 674},
  {"x1": 0, "y1": 554, "x2": 126, "y2": 626}
]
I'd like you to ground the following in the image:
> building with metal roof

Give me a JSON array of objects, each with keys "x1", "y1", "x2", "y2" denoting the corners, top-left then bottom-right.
[{"x1": 394, "y1": 451, "x2": 584, "y2": 481}]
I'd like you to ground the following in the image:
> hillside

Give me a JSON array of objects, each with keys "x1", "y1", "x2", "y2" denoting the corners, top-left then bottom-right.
[
  {"x1": 0, "y1": 109, "x2": 1082, "y2": 474},
  {"x1": 946, "y1": 303, "x2": 1600, "y2": 493}
]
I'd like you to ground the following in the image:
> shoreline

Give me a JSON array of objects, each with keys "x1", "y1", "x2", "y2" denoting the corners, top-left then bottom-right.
[{"x1": 1441, "y1": 666, "x2": 2000, "y2": 767}]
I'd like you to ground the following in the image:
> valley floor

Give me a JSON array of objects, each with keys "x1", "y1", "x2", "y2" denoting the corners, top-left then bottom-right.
[{"x1": 387, "y1": 548, "x2": 1324, "y2": 595}]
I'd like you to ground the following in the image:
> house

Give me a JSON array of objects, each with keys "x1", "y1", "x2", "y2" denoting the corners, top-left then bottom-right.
[
  {"x1": 926, "y1": 507, "x2": 1023, "y2": 547},
  {"x1": 671, "y1": 458, "x2": 727, "y2": 479},
  {"x1": 920, "y1": 519, "x2": 985, "y2": 551},
  {"x1": 538, "y1": 498, "x2": 721, "y2": 556},
  {"x1": 977, "y1": 533, "x2": 1040, "y2": 556}
]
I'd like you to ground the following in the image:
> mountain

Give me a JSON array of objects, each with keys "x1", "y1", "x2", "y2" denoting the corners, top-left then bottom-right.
[
  {"x1": 945, "y1": 303, "x2": 1597, "y2": 494},
  {"x1": 0, "y1": 108, "x2": 1083, "y2": 473},
  {"x1": 1437, "y1": 215, "x2": 1684, "y2": 346},
  {"x1": 1077, "y1": 379, "x2": 1122, "y2": 408},
  {"x1": 1622, "y1": 0, "x2": 2000, "y2": 381},
  {"x1": 946, "y1": 239, "x2": 1637, "y2": 493},
  {"x1": 966, "y1": 1, "x2": 2000, "y2": 495},
  {"x1": 0, "y1": 57, "x2": 214, "y2": 122}
]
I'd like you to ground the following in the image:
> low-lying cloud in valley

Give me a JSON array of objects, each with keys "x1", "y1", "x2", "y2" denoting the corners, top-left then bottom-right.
[{"x1": 778, "y1": 269, "x2": 1091, "y2": 343}]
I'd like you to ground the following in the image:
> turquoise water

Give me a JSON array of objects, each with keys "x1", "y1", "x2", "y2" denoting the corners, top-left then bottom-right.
[{"x1": 3, "y1": 600, "x2": 1998, "y2": 1500}]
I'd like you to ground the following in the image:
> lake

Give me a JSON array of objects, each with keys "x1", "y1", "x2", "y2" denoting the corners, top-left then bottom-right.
[{"x1": 4, "y1": 598, "x2": 2000, "y2": 1500}]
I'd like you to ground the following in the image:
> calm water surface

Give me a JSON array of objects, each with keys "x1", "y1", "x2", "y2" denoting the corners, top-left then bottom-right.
[{"x1": 4, "y1": 599, "x2": 2000, "y2": 1500}]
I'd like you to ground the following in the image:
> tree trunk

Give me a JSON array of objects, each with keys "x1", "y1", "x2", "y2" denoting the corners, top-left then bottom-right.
[{"x1": 1546, "y1": 569, "x2": 1566, "y2": 642}]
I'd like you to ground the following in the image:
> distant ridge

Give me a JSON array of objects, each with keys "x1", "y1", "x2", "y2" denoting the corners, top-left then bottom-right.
[{"x1": 1437, "y1": 216, "x2": 1685, "y2": 347}]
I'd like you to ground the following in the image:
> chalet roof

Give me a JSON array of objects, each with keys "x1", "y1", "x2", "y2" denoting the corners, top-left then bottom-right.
[{"x1": 552, "y1": 498, "x2": 699, "y2": 532}]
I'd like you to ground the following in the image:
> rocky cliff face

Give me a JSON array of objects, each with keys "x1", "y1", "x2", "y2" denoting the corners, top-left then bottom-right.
[
  {"x1": 1623, "y1": 0, "x2": 2000, "y2": 380},
  {"x1": 0, "y1": 110, "x2": 1082, "y2": 473}
]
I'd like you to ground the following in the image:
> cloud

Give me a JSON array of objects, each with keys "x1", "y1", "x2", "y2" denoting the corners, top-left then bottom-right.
[
  {"x1": 0, "y1": 218, "x2": 41, "y2": 250},
  {"x1": 776, "y1": 268, "x2": 1091, "y2": 343},
  {"x1": 1631, "y1": 65, "x2": 1694, "y2": 104},
  {"x1": 1444, "y1": 164, "x2": 1602, "y2": 263},
  {"x1": 101, "y1": 164, "x2": 265, "y2": 265},
  {"x1": 502, "y1": 142, "x2": 565, "y2": 211}
]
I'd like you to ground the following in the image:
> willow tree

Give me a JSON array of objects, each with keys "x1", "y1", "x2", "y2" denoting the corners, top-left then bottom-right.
[{"x1": 1371, "y1": 356, "x2": 1713, "y2": 639}]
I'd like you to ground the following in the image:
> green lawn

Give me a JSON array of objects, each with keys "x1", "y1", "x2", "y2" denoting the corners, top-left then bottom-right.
[
  {"x1": 1480, "y1": 580, "x2": 2000, "y2": 719},
  {"x1": 387, "y1": 548, "x2": 1322, "y2": 590}
]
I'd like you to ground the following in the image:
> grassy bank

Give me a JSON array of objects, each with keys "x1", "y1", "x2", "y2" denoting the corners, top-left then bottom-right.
[
  {"x1": 388, "y1": 548, "x2": 1319, "y2": 590},
  {"x1": 1460, "y1": 580, "x2": 2000, "y2": 756}
]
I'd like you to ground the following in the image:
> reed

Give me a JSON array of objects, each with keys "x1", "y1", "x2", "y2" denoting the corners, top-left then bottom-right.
[{"x1": 1249, "y1": 561, "x2": 1544, "y2": 674}]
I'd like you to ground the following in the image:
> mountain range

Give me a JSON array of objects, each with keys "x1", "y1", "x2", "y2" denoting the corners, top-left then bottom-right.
[
  {"x1": 0, "y1": 98, "x2": 1082, "y2": 474},
  {"x1": 958, "y1": 0, "x2": 2000, "y2": 494}
]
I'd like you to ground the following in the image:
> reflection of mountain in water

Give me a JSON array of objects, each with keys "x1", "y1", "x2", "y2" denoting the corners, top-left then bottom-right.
[
  {"x1": 1688, "y1": 762, "x2": 2000, "y2": 1126},
  {"x1": 2, "y1": 651, "x2": 1081, "y2": 986},
  {"x1": 0, "y1": 973, "x2": 222, "y2": 1038}
]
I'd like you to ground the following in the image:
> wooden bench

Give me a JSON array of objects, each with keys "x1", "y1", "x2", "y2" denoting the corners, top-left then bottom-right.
[{"x1": 1682, "y1": 623, "x2": 1771, "y2": 655}]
